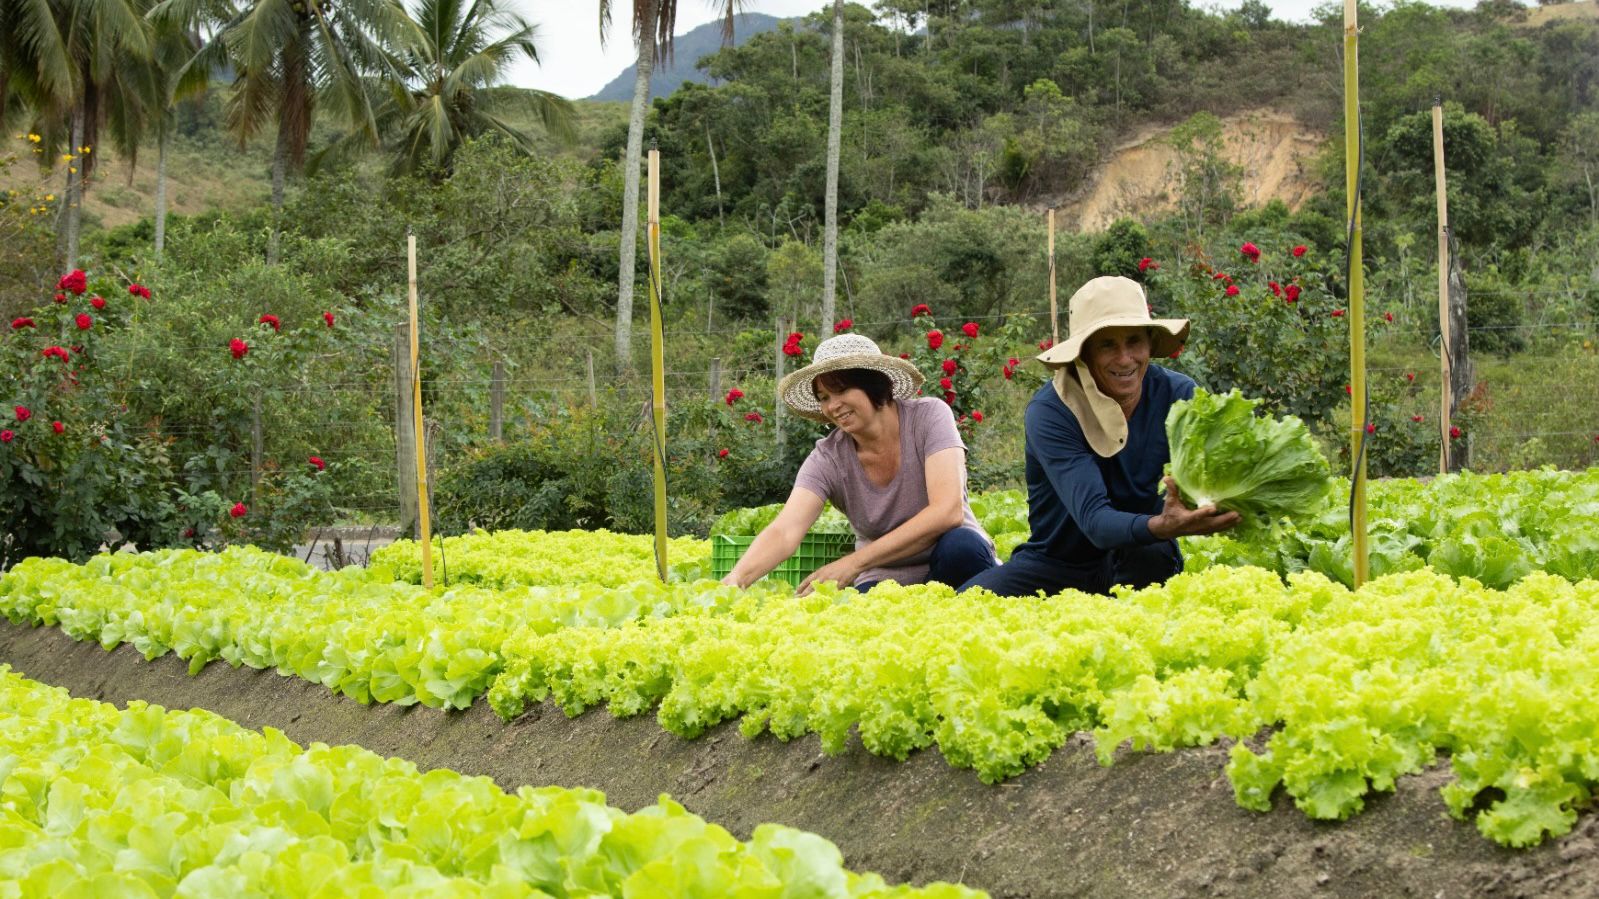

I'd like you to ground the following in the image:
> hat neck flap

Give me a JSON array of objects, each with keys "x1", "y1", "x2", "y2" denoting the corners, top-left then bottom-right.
[{"x1": 1051, "y1": 362, "x2": 1130, "y2": 458}]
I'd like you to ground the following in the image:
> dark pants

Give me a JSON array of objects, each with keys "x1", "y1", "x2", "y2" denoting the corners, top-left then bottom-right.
[
  {"x1": 958, "y1": 541, "x2": 1182, "y2": 597},
  {"x1": 856, "y1": 527, "x2": 998, "y2": 592}
]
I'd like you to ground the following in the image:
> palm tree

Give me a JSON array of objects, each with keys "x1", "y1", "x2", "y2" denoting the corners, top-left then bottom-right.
[
  {"x1": 2, "y1": 0, "x2": 154, "y2": 267},
  {"x1": 154, "y1": 0, "x2": 409, "y2": 262},
  {"x1": 600, "y1": 0, "x2": 744, "y2": 374},
  {"x1": 820, "y1": 0, "x2": 843, "y2": 334},
  {"x1": 317, "y1": 0, "x2": 575, "y2": 178}
]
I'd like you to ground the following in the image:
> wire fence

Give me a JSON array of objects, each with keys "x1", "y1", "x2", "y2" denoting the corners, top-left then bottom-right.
[{"x1": 194, "y1": 310, "x2": 1599, "y2": 530}]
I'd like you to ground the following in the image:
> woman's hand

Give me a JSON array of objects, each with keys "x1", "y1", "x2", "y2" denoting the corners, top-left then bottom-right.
[
  {"x1": 1148, "y1": 476, "x2": 1241, "y2": 539},
  {"x1": 796, "y1": 555, "x2": 862, "y2": 598}
]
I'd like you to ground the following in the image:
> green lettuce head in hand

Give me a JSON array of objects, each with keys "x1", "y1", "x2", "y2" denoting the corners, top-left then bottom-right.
[{"x1": 1165, "y1": 388, "x2": 1333, "y2": 533}]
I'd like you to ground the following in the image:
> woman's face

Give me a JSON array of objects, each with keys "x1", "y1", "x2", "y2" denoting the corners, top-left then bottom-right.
[
  {"x1": 1083, "y1": 326, "x2": 1152, "y2": 406},
  {"x1": 814, "y1": 380, "x2": 878, "y2": 433}
]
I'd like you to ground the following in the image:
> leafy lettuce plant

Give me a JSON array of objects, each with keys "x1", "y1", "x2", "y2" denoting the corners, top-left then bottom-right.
[{"x1": 1165, "y1": 389, "x2": 1333, "y2": 533}]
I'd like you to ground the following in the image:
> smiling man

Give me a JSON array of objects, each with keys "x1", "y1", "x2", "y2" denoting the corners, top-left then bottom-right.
[{"x1": 962, "y1": 276, "x2": 1239, "y2": 598}]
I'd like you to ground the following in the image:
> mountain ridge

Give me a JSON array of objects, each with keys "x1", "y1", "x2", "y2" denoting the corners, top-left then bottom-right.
[{"x1": 588, "y1": 12, "x2": 786, "y2": 102}]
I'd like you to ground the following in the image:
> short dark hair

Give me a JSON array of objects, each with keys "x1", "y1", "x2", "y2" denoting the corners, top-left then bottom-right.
[{"x1": 813, "y1": 368, "x2": 894, "y2": 409}]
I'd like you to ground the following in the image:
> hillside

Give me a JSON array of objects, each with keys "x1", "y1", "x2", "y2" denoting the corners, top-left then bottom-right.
[{"x1": 589, "y1": 12, "x2": 786, "y2": 102}]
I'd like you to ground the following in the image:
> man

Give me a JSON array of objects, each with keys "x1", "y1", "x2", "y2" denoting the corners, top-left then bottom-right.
[{"x1": 962, "y1": 276, "x2": 1239, "y2": 597}]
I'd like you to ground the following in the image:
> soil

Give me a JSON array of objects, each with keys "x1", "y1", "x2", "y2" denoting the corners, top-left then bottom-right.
[
  {"x1": 3, "y1": 619, "x2": 1594, "y2": 899},
  {"x1": 1067, "y1": 109, "x2": 1325, "y2": 234}
]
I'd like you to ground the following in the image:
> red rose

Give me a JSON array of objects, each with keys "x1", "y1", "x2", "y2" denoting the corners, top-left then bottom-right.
[
  {"x1": 961, "y1": 322, "x2": 979, "y2": 338},
  {"x1": 10, "y1": 317, "x2": 34, "y2": 329},
  {"x1": 54, "y1": 293, "x2": 67, "y2": 304},
  {"x1": 971, "y1": 410, "x2": 983, "y2": 423},
  {"x1": 229, "y1": 502, "x2": 247, "y2": 518},
  {"x1": 927, "y1": 330, "x2": 944, "y2": 350},
  {"x1": 717, "y1": 448, "x2": 729, "y2": 458},
  {"x1": 783, "y1": 343, "x2": 803, "y2": 357},
  {"x1": 1284, "y1": 285, "x2": 1301, "y2": 303},
  {"x1": 911, "y1": 303, "x2": 931, "y2": 317},
  {"x1": 323, "y1": 311, "x2": 335, "y2": 327},
  {"x1": 1137, "y1": 257, "x2": 1155, "y2": 272},
  {"x1": 13, "y1": 406, "x2": 30, "y2": 422},
  {"x1": 1169, "y1": 347, "x2": 1182, "y2": 359},
  {"x1": 1038, "y1": 338, "x2": 1053, "y2": 350},
  {"x1": 942, "y1": 359, "x2": 958, "y2": 375},
  {"x1": 182, "y1": 528, "x2": 195, "y2": 539},
  {"x1": 1411, "y1": 415, "x2": 1424, "y2": 423},
  {"x1": 744, "y1": 411, "x2": 764, "y2": 423},
  {"x1": 0, "y1": 430, "x2": 12, "y2": 444},
  {"x1": 1331, "y1": 309, "x2": 1345, "y2": 318},
  {"x1": 786, "y1": 331, "x2": 804, "y2": 344},
  {"x1": 943, "y1": 391, "x2": 956, "y2": 404},
  {"x1": 1292, "y1": 245, "x2": 1307, "y2": 257},
  {"x1": 75, "y1": 313, "x2": 92, "y2": 330},
  {"x1": 308, "y1": 456, "x2": 326, "y2": 472},
  {"x1": 1365, "y1": 422, "x2": 1376, "y2": 434},
  {"x1": 57, "y1": 269, "x2": 87, "y2": 295},
  {"x1": 1268, "y1": 281, "x2": 1282, "y2": 297},
  {"x1": 1240, "y1": 242, "x2": 1261, "y2": 262},
  {"x1": 42, "y1": 346, "x2": 70, "y2": 361},
  {"x1": 724, "y1": 387, "x2": 744, "y2": 406},
  {"x1": 1450, "y1": 426, "x2": 1462, "y2": 440},
  {"x1": 52, "y1": 421, "x2": 64, "y2": 434},
  {"x1": 899, "y1": 353, "x2": 910, "y2": 359},
  {"x1": 1213, "y1": 272, "x2": 1230, "y2": 281},
  {"x1": 259, "y1": 313, "x2": 281, "y2": 332},
  {"x1": 833, "y1": 318, "x2": 853, "y2": 333},
  {"x1": 1002, "y1": 366, "x2": 1014, "y2": 380},
  {"x1": 939, "y1": 376, "x2": 953, "y2": 390},
  {"x1": 90, "y1": 296, "x2": 106, "y2": 310},
  {"x1": 229, "y1": 338, "x2": 249, "y2": 360},
  {"x1": 1405, "y1": 372, "x2": 1415, "y2": 382},
  {"x1": 1224, "y1": 284, "x2": 1240, "y2": 297},
  {"x1": 1384, "y1": 312, "x2": 1394, "y2": 323},
  {"x1": 1344, "y1": 384, "x2": 1352, "y2": 395},
  {"x1": 128, "y1": 283, "x2": 151, "y2": 299}
]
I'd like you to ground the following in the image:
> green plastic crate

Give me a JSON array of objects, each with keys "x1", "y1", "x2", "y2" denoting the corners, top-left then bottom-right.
[{"x1": 710, "y1": 532, "x2": 855, "y2": 587}]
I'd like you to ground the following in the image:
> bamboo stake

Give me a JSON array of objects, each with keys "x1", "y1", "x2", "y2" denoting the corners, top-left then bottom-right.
[
  {"x1": 1344, "y1": 0, "x2": 1368, "y2": 587},
  {"x1": 1047, "y1": 209, "x2": 1059, "y2": 343},
  {"x1": 407, "y1": 233, "x2": 433, "y2": 590},
  {"x1": 1433, "y1": 98, "x2": 1452, "y2": 474},
  {"x1": 647, "y1": 148, "x2": 669, "y2": 582}
]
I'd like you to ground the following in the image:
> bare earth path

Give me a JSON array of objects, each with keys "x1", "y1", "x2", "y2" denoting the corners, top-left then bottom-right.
[{"x1": 2, "y1": 619, "x2": 1593, "y2": 898}]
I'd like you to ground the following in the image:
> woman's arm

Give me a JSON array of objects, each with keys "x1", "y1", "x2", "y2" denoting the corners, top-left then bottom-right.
[
  {"x1": 797, "y1": 447, "x2": 966, "y2": 595},
  {"x1": 720, "y1": 487, "x2": 826, "y2": 588}
]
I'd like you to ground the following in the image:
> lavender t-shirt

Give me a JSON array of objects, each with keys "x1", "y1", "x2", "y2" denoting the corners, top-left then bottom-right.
[{"x1": 794, "y1": 397, "x2": 989, "y2": 587}]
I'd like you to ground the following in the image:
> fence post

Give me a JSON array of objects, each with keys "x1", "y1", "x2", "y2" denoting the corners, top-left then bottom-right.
[
  {"x1": 774, "y1": 316, "x2": 786, "y2": 453},
  {"x1": 1445, "y1": 237, "x2": 1473, "y2": 472},
  {"x1": 393, "y1": 322, "x2": 418, "y2": 536},
  {"x1": 586, "y1": 349, "x2": 598, "y2": 407},
  {"x1": 490, "y1": 360, "x2": 505, "y2": 443},
  {"x1": 708, "y1": 357, "x2": 721, "y2": 401},
  {"x1": 250, "y1": 394, "x2": 263, "y2": 507}
]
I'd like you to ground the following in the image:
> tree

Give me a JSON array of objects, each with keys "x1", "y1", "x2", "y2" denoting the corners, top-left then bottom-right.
[
  {"x1": 2, "y1": 0, "x2": 154, "y2": 266},
  {"x1": 317, "y1": 0, "x2": 575, "y2": 178},
  {"x1": 820, "y1": 0, "x2": 844, "y2": 333},
  {"x1": 600, "y1": 0, "x2": 744, "y2": 375},
  {"x1": 157, "y1": 0, "x2": 408, "y2": 263}
]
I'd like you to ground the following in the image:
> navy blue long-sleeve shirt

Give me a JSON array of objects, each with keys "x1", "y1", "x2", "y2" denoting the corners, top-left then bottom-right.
[{"x1": 1017, "y1": 365, "x2": 1195, "y2": 564}]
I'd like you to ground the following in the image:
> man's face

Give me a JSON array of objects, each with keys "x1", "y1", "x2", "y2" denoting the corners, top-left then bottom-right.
[{"x1": 1082, "y1": 326, "x2": 1152, "y2": 406}]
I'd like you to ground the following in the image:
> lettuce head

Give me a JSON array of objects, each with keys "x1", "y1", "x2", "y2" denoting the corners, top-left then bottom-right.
[{"x1": 1165, "y1": 388, "x2": 1333, "y2": 532}]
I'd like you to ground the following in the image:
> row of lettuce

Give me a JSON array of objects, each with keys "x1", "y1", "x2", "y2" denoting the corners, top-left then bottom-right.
[
  {"x1": 4, "y1": 539, "x2": 1596, "y2": 848},
  {"x1": 371, "y1": 467, "x2": 1599, "y2": 592},
  {"x1": 0, "y1": 667, "x2": 982, "y2": 898}
]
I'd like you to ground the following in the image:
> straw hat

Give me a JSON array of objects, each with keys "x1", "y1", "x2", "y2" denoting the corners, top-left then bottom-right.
[
  {"x1": 1036, "y1": 276, "x2": 1189, "y2": 367},
  {"x1": 1036, "y1": 276, "x2": 1190, "y2": 458},
  {"x1": 778, "y1": 333, "x2": 925, "y2": 422}
]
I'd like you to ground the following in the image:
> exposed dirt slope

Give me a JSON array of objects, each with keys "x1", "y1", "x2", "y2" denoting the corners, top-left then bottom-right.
[
  {"x1": 4, "y1": 620, "x2": 1594, "y2": 898},
  {"x1": 1068, "y1": 109, "x2": 1325, "y2": 233}
]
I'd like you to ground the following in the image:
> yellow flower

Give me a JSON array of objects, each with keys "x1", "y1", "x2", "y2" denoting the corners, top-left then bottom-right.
[
  {"x1": 68, "y1": 167, "x2": 77, "y2": 174},
  {"x1": 61, "y1": 153, "x2": 74, "y2": 162},
  {"x1": 79, "y1": 145, "x2": 92, "y2": 154},
  {"x1": 44, "y1": 194, "x2": 55, "y2": 202},
  {"x1": 27, "y1": 133, "x2": 41, "y2": 143}
]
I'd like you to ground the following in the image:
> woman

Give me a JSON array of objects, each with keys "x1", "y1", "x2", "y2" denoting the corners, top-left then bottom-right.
[{"x1": 720, "y1": 333, "x2": 996, "y2": 595}]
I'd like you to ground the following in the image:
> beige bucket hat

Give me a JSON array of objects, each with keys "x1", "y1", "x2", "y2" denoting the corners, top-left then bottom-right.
[
  {"x1": 1035, "y1": 276, "x2": 1190, "y2": 457},
  {"x1": 778, "y1": 333, "x2": 925, "y2": 422}
]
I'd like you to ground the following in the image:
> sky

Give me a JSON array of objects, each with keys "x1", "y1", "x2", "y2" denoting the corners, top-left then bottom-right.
[{"x1": 506, "y1": 0, "x2": 1484, "y2": 100}]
